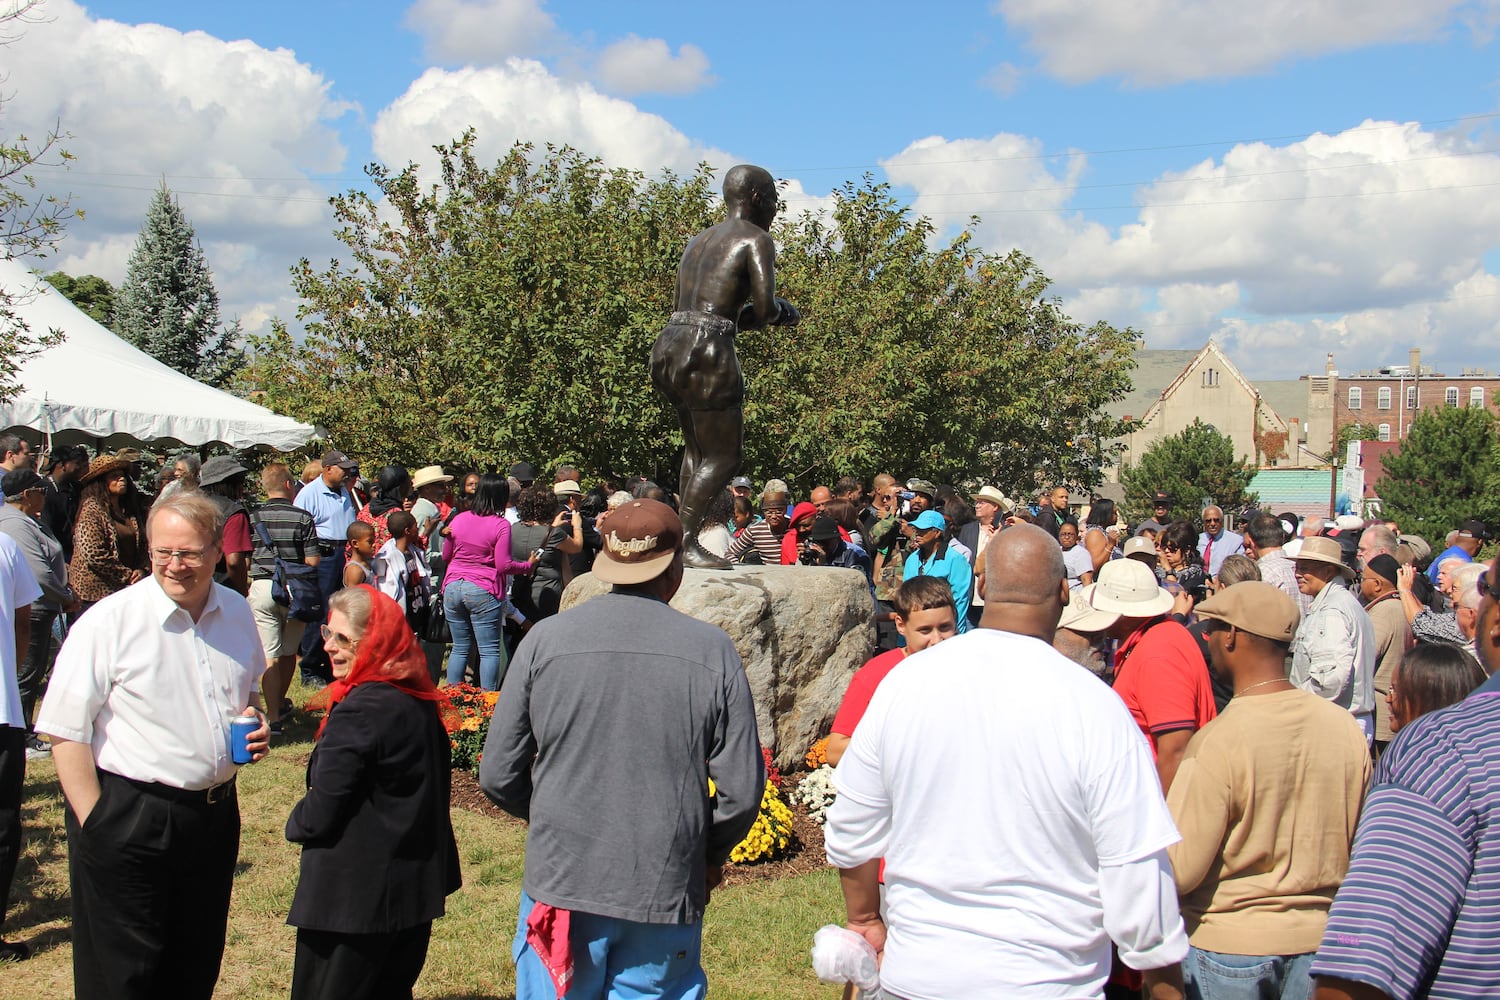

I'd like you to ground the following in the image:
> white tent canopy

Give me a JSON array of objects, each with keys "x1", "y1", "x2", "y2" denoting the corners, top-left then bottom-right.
[{"x1": 0, "y1": 258, "x2": 317, "y2": 452}]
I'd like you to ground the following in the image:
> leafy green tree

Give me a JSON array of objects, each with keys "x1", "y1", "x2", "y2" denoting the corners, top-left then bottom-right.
[
  {"x1": 1120, "y1": 419, "x2": 1259, "y2": 524},
  {"x1": 751, "y1": 179, "x2": 1138, "y2": 491},
  {"x1": 115, "y1": 184, "x2": 242, "y2": 386},
  {"x1": 1377, "y1": 405, "x2": 1500, "y2": 541},
  {"x1": 245, "y1": 138, "x2": 1139, "y2": 488},
  {"x1": 1, "y1": 2, "x2": 79, "y2": 403},
  {"x1": 45, "y1": 271, "x2": 116, "y2": 328}
]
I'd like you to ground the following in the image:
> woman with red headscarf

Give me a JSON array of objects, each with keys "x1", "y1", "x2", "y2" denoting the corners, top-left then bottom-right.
[{"x1": 285, "y1": 586, "x2": 461, "y2": 999}]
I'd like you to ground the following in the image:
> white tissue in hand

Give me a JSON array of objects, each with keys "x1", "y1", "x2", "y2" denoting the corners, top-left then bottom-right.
[{"x1": 810, "y1": 924, "x2": 879, "y2": 990}]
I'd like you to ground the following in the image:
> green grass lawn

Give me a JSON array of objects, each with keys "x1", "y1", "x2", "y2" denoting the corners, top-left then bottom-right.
[{"x1": 6, "y1": 694, "x2": 845, "y2": 998}]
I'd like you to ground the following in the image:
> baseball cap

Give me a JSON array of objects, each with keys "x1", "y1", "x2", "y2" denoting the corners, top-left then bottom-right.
[
  {"x1": 1236, "y1": 507, "x2": 1260, "y2": 525},
  {"x1": 906, "y1": 479, "x2": 937, "y2": 498},
  {"x1": 911, "y1": 510, "x2": 947, "y2": 532},
  {"x1": 1195, "y1": 581, "x2": 1300, "y2": 642},
  {"x1": 320, "y1": 450, "x2": 358, "y2": 471},
  {"x1": 592, "y1": 499, "x2": 683, "y2": 585},
  {"x1": 1123, "y1": 535, "x2": 1157, "y2": 559},
  {"x1": 1, "y1": 468, "x2": 43, "y2": 498},
  {"x1": 1151, "y1": 492, "x2": 1171, "y2": 505},
  {"x1": 729, "y1": 476, "x2": 753, "y2": 490},
  {"x1": 1459, "y1": 519, "x2": 1492, "y2": 541},
  {"x1": 509, "y1": 461, "x2": 538, "y2": 483}
]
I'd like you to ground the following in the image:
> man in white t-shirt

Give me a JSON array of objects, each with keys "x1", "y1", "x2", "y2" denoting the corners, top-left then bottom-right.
[{"x1": 824, "y1": 524, "x2": 1188, "y2": 999}]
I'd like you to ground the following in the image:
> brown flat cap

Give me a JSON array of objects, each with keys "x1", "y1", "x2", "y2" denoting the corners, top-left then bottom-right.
[{"x1": 1195, "y1": 581, "x2": 1300, "y2": 642}]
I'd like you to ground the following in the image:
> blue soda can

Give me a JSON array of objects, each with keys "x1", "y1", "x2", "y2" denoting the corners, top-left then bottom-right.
[{"x1": 230, "y1": 713, "x2": 259, "y2": 765}]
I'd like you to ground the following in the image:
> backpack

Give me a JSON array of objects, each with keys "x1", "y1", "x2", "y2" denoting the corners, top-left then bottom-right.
[{"x1": 250, "y1": 515, "x2": 325, "y2": 623}]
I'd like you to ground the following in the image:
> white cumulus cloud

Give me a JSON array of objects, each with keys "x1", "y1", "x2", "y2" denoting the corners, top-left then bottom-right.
[
  {"x1": 3, "y1": 0, "x2": 353, "y2": 339},
  {"x1": 404, "y1": 0, "x2": 560, "y2": 65},
  {"x1": 594, "y1": 35, "x2": 714, "y2": 95},
  {"x1": 885, "y1": 120, "x2": 1500, "y2": 378},
  {"x1": 993, "y1": 0, "x2": 1482, "y2": 86}
]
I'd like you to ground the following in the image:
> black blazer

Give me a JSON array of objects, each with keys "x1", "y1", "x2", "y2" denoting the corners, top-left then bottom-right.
[{"x1": 286, "y1": 683, "x2": 461, "y2": 934}]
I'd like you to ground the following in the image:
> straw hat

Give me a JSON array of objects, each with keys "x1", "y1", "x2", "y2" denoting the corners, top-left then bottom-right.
[
  {"x1": 79, "y1": 454, "x2": 131, "y2": 486},
  {"x1": 1291, "y1": 536, "x2": 1355, "y2": 579},
  {"x1": 1089, "y1": 559, "x2": 1174, "y2": 617},
  {"x1": 411, "y1": 465, "x2": 453, "y2": 490},
  {"x1": 1058, "y1": 584, "x2": 1119, "y2": 633}
]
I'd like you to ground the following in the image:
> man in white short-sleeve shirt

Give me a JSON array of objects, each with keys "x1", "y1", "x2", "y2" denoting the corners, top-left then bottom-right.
[
  {"x1": 35, "y1": 492, "x2": 269, "y2": 999},
  {"x1": 824, "y1": 524, "x2": 1188, "y2": 999},
  {"x1": 0, "y1": 531, "x2": 41, "y2": 960}
]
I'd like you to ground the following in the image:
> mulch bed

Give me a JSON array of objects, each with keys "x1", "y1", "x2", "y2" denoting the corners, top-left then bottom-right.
[{"x1": 449, "y1": 769, "x2": 829, "y2": 885}]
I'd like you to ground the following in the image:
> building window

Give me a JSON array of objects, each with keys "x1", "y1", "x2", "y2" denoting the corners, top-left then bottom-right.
[
  {"x1": 1200, "y1": 367, "x2": 1219, "y2": 388},
  {"x1": 1471, "y1": 386, "x2": 1486, "y2": 408},
  {"x1": 1348, "y1": 387, "x2": 1362, "y2": 409},
  {"x1": 1378, "y1": 423, "x2": 1391, "y2": 442},
  {"x1": 1446, "y1": 387, "x2": 1460, "y2": 407},
  {"x1": 1406, "y1": 386, "x2": 1418, "y2": 409},
  {"x1": 1377, "y1": 386, "x2": 1391, "y2": 410}
]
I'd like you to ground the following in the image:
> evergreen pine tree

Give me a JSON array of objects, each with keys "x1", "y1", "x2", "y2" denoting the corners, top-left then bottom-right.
[{"x1": 115, "y1": 184, "x2": 243, "y2": 386}]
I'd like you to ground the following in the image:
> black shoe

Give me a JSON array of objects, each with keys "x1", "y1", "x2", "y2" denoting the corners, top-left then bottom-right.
[
  {"x1": 0, "y1": 940, "x2": 31, "y2": 962},
  {"x1": 268, "y1": 720, "x2": 286, "y2": 737},
  {"x1": 280, "y1": 698, "x2": 294, "y2": 716}
]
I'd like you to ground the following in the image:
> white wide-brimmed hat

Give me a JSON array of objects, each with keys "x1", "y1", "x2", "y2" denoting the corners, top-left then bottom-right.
[
  {"x1": 1059, "y1": 583, "x2": 1119, "y2": 633},
  {"x1": 1090, "y1": 559, "x2": 1174, "y2": 617}
]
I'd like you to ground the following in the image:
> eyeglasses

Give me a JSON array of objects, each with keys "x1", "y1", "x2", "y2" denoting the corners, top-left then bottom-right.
[
  {"x1": 1203, "y1": 518, "x2": 1222, "y2": 525},
  {"x1": 150, "y1": 547, "x2": 208, "y2": 566},
  {"x1": 320, "y1": 625, "x2": 360, "y2": 649}
]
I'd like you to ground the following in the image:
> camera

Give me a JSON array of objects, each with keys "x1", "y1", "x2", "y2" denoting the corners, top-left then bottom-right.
[
  {"x1": 799, "y1": 542, "x2": 826, "y2": 566},
  {"x1": 898, "y1": 490, "x2": 915, "y2": 501}
]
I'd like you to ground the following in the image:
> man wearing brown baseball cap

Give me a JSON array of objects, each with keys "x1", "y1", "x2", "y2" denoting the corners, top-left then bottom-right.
[
  {"x1": 1167, "y1": 581, "x2": 1370, "y2": 999},
  {"x1": 480, "y1": 499, "x2": 764, "y2": 997}
]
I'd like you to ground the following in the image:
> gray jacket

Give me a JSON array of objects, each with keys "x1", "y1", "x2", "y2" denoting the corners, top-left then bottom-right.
[
  {"x1": 480, "y1": 589, "x2": 764, "y2": 924},
  {"x1": 1291, "y1": 576, "x2": 1376, "y2": 736},
  {"x1": 0, "y1": 503, "x2": 72, "y2": 611}
]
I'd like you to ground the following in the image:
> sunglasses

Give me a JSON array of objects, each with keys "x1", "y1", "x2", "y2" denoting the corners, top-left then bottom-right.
[{"x1": 1480, "y1": 569, "x2": 1500, "y2": 602}]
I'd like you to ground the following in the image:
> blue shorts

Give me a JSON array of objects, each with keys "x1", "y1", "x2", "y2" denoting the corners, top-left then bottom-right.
[{"x1": 513, "y1": 891, "x2": 707, "y2": 1000}]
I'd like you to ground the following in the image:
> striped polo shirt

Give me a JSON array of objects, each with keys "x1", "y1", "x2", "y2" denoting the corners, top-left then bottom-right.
[{"x1": 1311, "y1": 670, "x2": 1500, "y2": 998}]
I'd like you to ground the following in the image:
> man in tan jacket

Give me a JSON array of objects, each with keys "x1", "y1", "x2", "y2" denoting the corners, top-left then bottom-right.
[
  {"x1": 1359, "y1": 553, "x2": 1413, "y2": 754},
  {"x1": 1167, "y1": 582, "x2": 1371, "y2": 999}
]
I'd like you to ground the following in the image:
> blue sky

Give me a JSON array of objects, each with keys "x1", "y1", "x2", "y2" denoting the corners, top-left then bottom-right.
[{"x1": 8, "y1": 0, "x2": 1500, "y2": 381}]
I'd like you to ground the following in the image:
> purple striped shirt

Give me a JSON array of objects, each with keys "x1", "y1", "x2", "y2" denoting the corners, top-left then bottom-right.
[{"x1": 1312, "y1": 671, "x2": 1500, "y2": 998}]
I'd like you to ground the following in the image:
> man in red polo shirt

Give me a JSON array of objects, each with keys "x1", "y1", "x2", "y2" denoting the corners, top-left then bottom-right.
[{"x1": 1092, "y1": 559, "x2": 1216, "y2": 793}]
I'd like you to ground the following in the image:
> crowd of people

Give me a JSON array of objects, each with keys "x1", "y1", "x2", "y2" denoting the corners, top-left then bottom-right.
[{"x1": 0, "y1": 427, "x2": 1496, "y2": 999}]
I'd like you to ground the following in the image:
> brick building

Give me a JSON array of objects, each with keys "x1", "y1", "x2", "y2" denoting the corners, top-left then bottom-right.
[{"x1": 1302, "y1": 348, "x2": 1500, "y2": 456}]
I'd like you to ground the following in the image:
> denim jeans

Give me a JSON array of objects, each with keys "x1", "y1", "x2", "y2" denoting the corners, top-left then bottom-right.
[
  {"x1": 1183, "y1": 946, "x2": 1315, "y2": 1000},
  {"x1": 513, "y1": 891, "x2": 706, "y2": 1000},
  {"x1": 444, "y1": 579, "x2": 507, "y2": 690}
]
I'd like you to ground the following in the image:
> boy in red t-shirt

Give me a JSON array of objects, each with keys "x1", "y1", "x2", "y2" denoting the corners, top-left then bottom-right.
[{"x1": 826, "y1": 576, "x2": 958, "y2": 767}]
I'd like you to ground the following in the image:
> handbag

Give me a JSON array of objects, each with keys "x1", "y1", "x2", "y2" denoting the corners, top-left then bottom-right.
[
  {"x1": 424, "y1": 589, "x2": 452, "y2": 644},
  {"x1": 250, "y1": 516, "x2": 325, "y2": 623}
]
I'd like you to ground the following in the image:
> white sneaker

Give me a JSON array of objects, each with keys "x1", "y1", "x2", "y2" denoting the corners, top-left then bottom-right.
[{"x1": 24, "y1": 737, "x2": 50, "y2": 760}]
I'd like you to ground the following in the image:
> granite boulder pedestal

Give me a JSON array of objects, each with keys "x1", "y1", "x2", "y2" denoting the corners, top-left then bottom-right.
[{"x1": 561, "y1": 564, "x2": 875, "y2": 769}]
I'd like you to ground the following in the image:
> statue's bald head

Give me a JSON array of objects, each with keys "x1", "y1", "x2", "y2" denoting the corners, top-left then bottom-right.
[
  {"x1": 985, "y1": 523, "x2": 1065, "y2": 603},
  {"x1": 723, "y1": 164, "x2": 776, "y2": 210}
]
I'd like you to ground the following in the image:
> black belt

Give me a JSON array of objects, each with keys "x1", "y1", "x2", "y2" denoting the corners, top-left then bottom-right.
[
  {"x1": 316, "y1": 540, "x2": 342, "y2": 554},
  {"x1": 106, "y1": 771, "x2": 237, "y2": 806}
]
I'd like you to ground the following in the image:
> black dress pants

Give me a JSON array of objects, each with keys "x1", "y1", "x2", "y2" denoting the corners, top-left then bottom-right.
[
  {"x1": 18, "y1": 607, "x2": 58, "y2": 729},
  {"x1": 0, "y1": 726, "x2": 24, "y2": 929},
  {"x1": 290, "y1": 923, "x2": 433, "y2": 1000},
  {"x1": 65, "y1": 771, "x2": 240, "y2": 1000}
]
